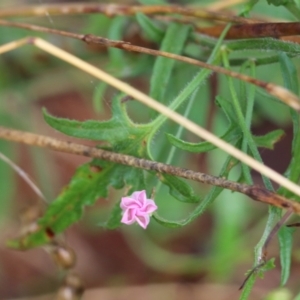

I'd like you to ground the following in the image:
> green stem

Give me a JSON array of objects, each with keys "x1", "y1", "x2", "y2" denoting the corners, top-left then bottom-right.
[
  {"x1": 221, "y1": 46, "x2": 273, "y2": 190},
  {"x1": 240, "y1": 60, "x2": 256, "y2": 184}
]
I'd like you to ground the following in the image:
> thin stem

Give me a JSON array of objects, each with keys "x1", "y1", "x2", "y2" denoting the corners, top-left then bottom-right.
[
  {"x1": 0, "y1": 151, "x2": 46, "y2": 202},
  {"x1": 0, "y1": 126, "x2": 300, "y2": 214},
  {"x1": 0, "y1": 19, "x2": 298, "y2": 111}
]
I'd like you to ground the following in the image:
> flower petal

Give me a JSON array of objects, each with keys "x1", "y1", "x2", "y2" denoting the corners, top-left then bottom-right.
[
  {"x1": 121, "y1": 208, "x2": 137, "y2": 225},
  {"x1": 120, "y1": 197, "x2": 139, "y2": 210},
  {"x1": 135, "y1": 213, "x2": 150, "y2": 229},
  {"x1": 131, "y1": 190, "x2": 147, "y2": 208},
  {"x1": 144, "y1": 200, "x2": 158, "y2": 214}
]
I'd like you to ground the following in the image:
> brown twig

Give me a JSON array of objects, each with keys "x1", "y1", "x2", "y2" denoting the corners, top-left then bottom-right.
[
  {"x1": 0, "y1": 19, "x2": 299, "y2": 112},
  {"x1": 0, "y1": 3, "x2": 255, "y2": 24},
  {"x1": 0, "y1": 126, "x2": 300, "y2": 215},
  {"x1": 196, "y1": 22, "x2": 300, "y2": 39},
  {"x1": 155, "y1": 15, "x2": 300, "y2": 42}
]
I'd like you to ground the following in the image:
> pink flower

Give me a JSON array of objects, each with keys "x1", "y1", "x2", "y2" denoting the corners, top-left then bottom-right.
[{"x1": 120, "y1": 190, "x2": 157, "y2": 229}]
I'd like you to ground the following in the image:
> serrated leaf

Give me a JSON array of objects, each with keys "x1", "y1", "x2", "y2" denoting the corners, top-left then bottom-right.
[
  {"x1": 136, "y1": 13, "x2": 164, "y2": 43},
  {"x1": 159, "y1": 174, "x2": 199, "y2": 203},
  {"x1": 253, "y1": 129, "x2": 285, "y2": 149},
  {"x1": 278, "y1": 226, "x2": 295, "y2": 286},
  {"x1": 166, "y1": 126, "x2": 241, "y2": 153},
  {"x1": 43, "y1": 94, "x2": 152, "y2": 154},
  {"x1": 7, "y1": 161, "x2": 147, "y2": 249},
  {"x1": 103, "y1": 201, "x2": 122, "y2": 229}
]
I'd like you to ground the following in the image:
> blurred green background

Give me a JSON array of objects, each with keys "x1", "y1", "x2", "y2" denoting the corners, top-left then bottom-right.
[{"x1": 0, "y1": 0, "x2": 300, "y2": 299}]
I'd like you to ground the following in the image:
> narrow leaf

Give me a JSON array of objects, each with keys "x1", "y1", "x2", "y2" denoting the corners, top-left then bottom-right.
[
  {"x1": 108, "y1": 16, "x2": 128, "y2": 71},
  {"x1": 253, "y1": 130, "x2": 285, "y2": 149},
  {"x1": 278, "y1": 226, "x2": 295, "y2": 286},
  {"x1": 159, "y1": 174, "x2": 199, "y2": 203},
  {"x1": 136, "y1": 13, "x2": 164, "y2": 43},
  {"x1": 153, "y1": 153, "x2": 240, "y2": 227},
  {"x1": 150, "y1": 23, "x2": 190, "y2": 105},
  {"x1": 166, "y1": 126, "x2": 241, "y2": 153},
  {"x1": 215, "y1": 96, "x2": 237, "y2": 124}
]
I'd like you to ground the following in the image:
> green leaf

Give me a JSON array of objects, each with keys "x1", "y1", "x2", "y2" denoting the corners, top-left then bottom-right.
[
  {"x1": 7, "y1": 161, "x2": 147, "y2": 249},
  {"x1": 103, "y1": 201, "x2": 122, "y2": 229},
  {"x1": 280, "y1": 54, "x2": 298, "y2": 94},
  {"x1": 227, "y1": 38, "x2": 300, "y2": 56},
  {"x1": 215, "y1": 96, "x2": 237, "y2": 124},
  {"x1": 153, "y1": 153, "x2": 240, "y2": 227},
  {"x1": 107, "y1": 16, "x2": 128, "y2": 72},
  {"x1": 166, "y1": 126, "x2": 241, "y2": 153},
  {"x1": 150, "y1": 23, "x2": 190, "y2": 106},
  {"x1": 136, "y1": 13, "x2": 164, "y2": 43},
  {"x1": 253, "y1": 130, "x2": 285, "y2": 149},
  {"x1": 43, "y1": 94, "x2": 152, "y2": 153},
  {"x1": 159, "y1": 174, "x2": 199, "y2": 203},
  {"x1": 278, "y1": 226, "x2": 295, "y2": 286}
]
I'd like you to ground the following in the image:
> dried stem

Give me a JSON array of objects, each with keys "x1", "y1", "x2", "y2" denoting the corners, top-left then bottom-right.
[
  {"x1": 0, "y1": 151, "x2": 46, "y2": 202},
  {"x1": 0, "y1": 3, "x2": 254, "y2": 24},
  {"x1": 0, "y1": 19, "x2": 299, "y2": 112},
  {"x1": 0, "y1": 126, "x2": 300, "y2": 215},
  {"x1": 196, "y1": 22, "x2": 300, "y2": 39},
  {"x1": 0, "y1": 36, "x2": 299, "y2": 197}
]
